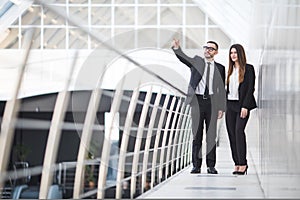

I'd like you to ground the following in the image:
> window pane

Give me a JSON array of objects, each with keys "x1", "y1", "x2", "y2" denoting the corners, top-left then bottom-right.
[
  {"x1": 138, "y1": 7, "x2": 157, "y2": 25},
  {"x1": 161, "y1": 0, "x2": 182, "y2": 3},
  {"x1": 160, "y1": 6, "x2": 182, "y2": 25},
  {"x1": 69, "y1": 7, "x2": 88, "y2": 25},
  {"x1": 0, "y1": 28, "x2": 19, "y2": 49},
  {"x1": 50, "y1": 0, "x2": 66, "y2": 3},
  {"x1": 114, "y1": 29, "x2": 135, "y2": 49},
  {"x1": 185, "y1": 7, "x2": 205, "y2": 25},
  {"x1": 69, "y1": 28, "x2": 88, "y2": 49},
  {"x1": 138, "y1": 0, "x2": 157, "y2": 4},
  {"x1": 186, "y1": 28, "x2": 205, "y2": 49},
  {"x1": 90, "y1": 28, "x2": 111, "y2": 48},
  {"x1": 115, "y1": 0, "x2": 134, "y2": 3},
  {"x1": 208, "y1": 18, "x2": 216, "y2": 25},
  {"x1": 160, "y1": 28, "x2": 182, "y2": 48},
  {"x1": 207, "y1": 28, "x2": 231, "y2": 49},
  {"x1": 22, "y1": 6, "x2": 41, "y2": 26},
  {"x1": 69, "y1": 0, "x2": 89, "y2": 3},
  {"x1": 91, "y1": 0, "x2": 111, "y2": 3},
  {"x1": 138, "y1": 29, "x2": 157, "y2": 47},
  {"x1": 92, "y1": 7, "x2": 111, "y2": 25},
  {"x1": 30, "y1": 28, "x2": 41, "y2": 49},
  {"x1": 44, "y1": 7, "x2": 66, "y2": 26},
  {"x1": 115, "y1": 7, "x2": 135, "y2": 25},
  {"x1": 44, "y1": 28, "x2": 66, "y2": 49}
]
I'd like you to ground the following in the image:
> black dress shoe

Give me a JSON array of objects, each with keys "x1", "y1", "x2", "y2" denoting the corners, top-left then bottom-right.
[
  {"x1": 190, "y1": 167, "x2": 201, "y2": 174},
  {"x1": 207, "y1": 167, "x2": 218, "y2": 174},
  {"x1": 232, "y1": 166, "x2": 239, "y2": 174},
  {"x1": 236, "y1": 165, "x2": 248, "y2": 175}
]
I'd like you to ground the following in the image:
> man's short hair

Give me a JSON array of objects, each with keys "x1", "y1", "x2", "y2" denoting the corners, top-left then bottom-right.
[{"x1": 207, "y1": 41, "x2": 219, "y2": 50}]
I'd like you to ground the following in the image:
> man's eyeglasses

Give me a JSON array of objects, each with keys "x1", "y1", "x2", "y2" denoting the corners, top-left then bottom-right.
[{"x1": 203, "y1": 46, "x2": 217, "y2": 52}]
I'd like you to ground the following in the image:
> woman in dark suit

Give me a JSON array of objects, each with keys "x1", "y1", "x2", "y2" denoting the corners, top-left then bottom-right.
[{"x1": 225, "y1": 44, "x2": 257, "y2": 175}]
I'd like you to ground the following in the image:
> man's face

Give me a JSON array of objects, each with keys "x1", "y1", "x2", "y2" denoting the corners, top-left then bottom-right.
[{"x1": 203, "y1": 43, "x2": 218, "y2": 59}]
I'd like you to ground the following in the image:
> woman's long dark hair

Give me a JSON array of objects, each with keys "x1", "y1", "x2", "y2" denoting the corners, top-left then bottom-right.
[{"x1": 226, "y1": 44, "x2": 247, "y2": 85}]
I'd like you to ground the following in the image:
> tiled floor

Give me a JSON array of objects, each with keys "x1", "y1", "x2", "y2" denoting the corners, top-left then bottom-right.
[
  {"x1": 139, "y1": 113, "x2": 300, "y2": 199},
  {"x1": 139, "y1": 118, "x2": 265, "y2": 199}
]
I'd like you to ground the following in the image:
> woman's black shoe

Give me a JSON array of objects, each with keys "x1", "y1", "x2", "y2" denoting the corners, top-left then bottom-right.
[
  {"x1": 236, "y1": 165, "x2": 248, "y2": 175},
  {"x1": 232, "y1": 166, "x2": 239, "y2": 174}
]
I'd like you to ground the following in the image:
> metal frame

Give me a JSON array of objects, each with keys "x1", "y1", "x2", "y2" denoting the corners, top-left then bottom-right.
[
  {"x1": 97, "y1": 86, "x2": 124, "y2": 199},
  {"x1": 73, "y1": 88, "x2": 103, "y2": 199},
  {"x1": 158, "y1": 96, "x2": 176, "y2": 183},
  {"x1": 39, "y1": 51, "x2": 77, "y2": 199},
  {"x1": 130, "y1": 87, "x2": 153, "y2": 198},
  {"x1": 150, "y1": 94, "x2": 170, "y2": 188},
  {"x1": 115, "y1": 88, "x2": 140, "y2": 199},
  {"x1": 140, "y1": 89, "x2": 162, "y2": 194},
  {"x1": 39, "y1": 90, "x2": 71, "y2": 199},
  {"x1": 170, "y1": 102, "x2": 187, "y2": 176},
  {"x1": 164, "y1": 98, "x2": 183, "y2": 178},
  {"x1": 181, "y1": 110, "x2": 192, "y2": 169},
  {"x1": 175, "y1": 105, "x2": 190, "y2": 172},
  {"x1": 0, "y1": 30, "x2": 33, "y2": 187}
]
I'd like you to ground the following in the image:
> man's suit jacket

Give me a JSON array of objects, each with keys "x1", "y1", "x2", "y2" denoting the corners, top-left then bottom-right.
[
  {"x1": 226, "y1": 64, "x2": 257, "y2": 111},
  {"x1": 173, "y1": 47, "x2": 226, "y2": 111}
]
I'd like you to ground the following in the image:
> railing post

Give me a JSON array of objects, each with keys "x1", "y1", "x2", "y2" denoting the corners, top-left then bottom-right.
[
  {"x1": 165, "y1": 98, "x2": 183, "y2": 178},
  {"x1": 73, "y1": 89, "x2": 103, "y2": 198},
  {"x1": 0, "y1": 30, "x2": 33, "y2": 188},
  {"x1": 39, "y1": 51, "x2": 77, "y2": 199},
  {"x1": 184, "y1": 117, "x2": 193, "y2": 167},
  {"x1": 158, "y1": 96, "x2": 176, "y2": 183},
  {"x1": 130, "y1": 87, "x2": 153, "y2": 199},
  {"x1": 181, "y1": 109, "x2": 191, "y2": 169},
  {"x1": 114, "y1": 89, "x2": 140, "y2": 199},
  {"x1": 97, "y1": 86, "x2": 124, "y2": 199},
  {"x1": 185, "y1": 109, "x2": 192, "y2": 168},
  {"x1": 141, "y1": 90, "x2": 162, "y2": 194},
  {"x1": 151, "y1": 94, "x2": 170, "y2": 188},
  {"x1": 171, "y1": 102, "x2": 187, "y2": 175},
  {"x1": 175, "y1": 105, "x2": 190, "y2": 172}
]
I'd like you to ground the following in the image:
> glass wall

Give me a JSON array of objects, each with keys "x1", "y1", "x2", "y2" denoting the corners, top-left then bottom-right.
[{"x1": 253, "y1": 0, "x2": 300, "y2": 197}]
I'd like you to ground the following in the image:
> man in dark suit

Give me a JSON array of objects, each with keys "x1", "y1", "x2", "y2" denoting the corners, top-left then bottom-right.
[{"x1": 171, "y1": 39, "x2": 226, "y2": 174}]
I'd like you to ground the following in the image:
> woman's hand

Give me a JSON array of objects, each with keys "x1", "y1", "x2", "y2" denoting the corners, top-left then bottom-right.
[{"x1": 240, "y1": 108, "x2": 248, "y2": 118}]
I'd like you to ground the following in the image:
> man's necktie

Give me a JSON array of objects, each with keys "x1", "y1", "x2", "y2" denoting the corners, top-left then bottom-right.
[{"x1": 204, "y1": 62, "x2": 211, "y2": 95}]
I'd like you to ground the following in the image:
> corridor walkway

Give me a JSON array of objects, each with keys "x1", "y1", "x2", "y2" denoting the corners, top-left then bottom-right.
[{"x1": 139, "y1": 116, "x2": 265, "y2": 199}]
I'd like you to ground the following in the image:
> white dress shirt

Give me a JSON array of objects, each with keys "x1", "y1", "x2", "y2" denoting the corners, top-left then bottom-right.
[
  {"x1": 227, "y1": 66, "x2": 239, "y2": 100},
  {"x1": 195, "y1": 60, "x2": 215, "y2": 95}
]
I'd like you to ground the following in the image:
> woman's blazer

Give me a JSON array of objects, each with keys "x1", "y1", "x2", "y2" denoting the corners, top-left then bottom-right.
[{"x1": 226, "y1": 64, "x2": 257, "y2": 111}]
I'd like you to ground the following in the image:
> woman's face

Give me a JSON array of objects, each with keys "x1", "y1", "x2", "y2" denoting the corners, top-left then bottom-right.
[{"x1": 230, "y1": 48, "x2": 238, "y2": 62}]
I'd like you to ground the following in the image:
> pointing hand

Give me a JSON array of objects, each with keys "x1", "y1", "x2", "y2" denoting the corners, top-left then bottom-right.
[{"x1": 172, "y1": 38, "x2": 180, "y2": 49}]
